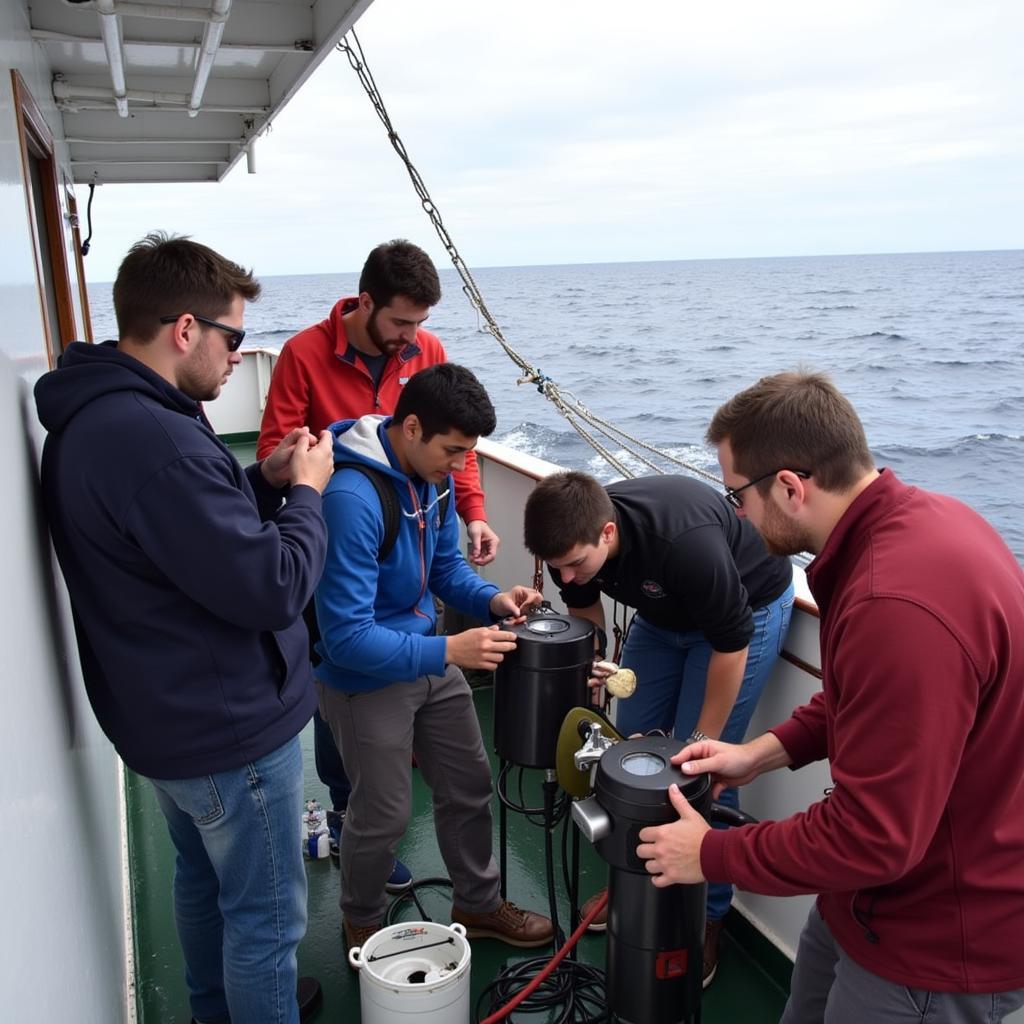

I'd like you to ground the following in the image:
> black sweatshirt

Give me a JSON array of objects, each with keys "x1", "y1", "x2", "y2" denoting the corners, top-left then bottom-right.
[{"x1": 554, "y1": 475, "x2": 792, "y2": 652}]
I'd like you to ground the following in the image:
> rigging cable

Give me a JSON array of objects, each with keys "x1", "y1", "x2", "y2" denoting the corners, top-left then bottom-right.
[{"x1": 336, "y1": 30, "x2": 720, "y2": 487}]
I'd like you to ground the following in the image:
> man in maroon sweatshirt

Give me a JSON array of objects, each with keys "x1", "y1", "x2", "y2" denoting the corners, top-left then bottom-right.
[{"x1": 636, "y1": 370, "x2": 1024, "y2": 1023}]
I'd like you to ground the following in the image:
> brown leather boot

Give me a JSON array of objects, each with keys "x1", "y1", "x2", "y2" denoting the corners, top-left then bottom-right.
[
  {"x1": 452, "y1": 899, "x2": 554, "y2": 948},
  {"x1": 703, "y1": 917, "x2": 725, "y2": 988},
  {"x1": 580, "y1": 888, "x2": 609, "y2": 932},
  {"x1": 343, "y1": 917, "x2": 382, "y2": 969}
]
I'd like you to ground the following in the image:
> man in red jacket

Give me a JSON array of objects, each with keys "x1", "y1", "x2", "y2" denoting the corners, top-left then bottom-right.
[
  {"x1": 257, "y1": 239, "x2": 498, "y2": 564},
  {"x1": 636, "y1": 371, "x2": 1024, "y2": 1023},
  {"x1": 258, "y1": 240, "x2": 500, "y2": 888}
]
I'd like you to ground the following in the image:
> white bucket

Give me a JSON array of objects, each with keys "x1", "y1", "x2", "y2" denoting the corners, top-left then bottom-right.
[{"x1": 348, "y1": 920, "x2": 471, "y2": 1024}]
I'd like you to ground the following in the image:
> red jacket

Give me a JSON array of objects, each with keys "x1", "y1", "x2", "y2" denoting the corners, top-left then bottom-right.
[
  {"x1": 256, "y1": 297, "x2": 487, "y2": 524},
  {"x1": 701, "y1": 470, "x2": 1024, "y2": 992}
]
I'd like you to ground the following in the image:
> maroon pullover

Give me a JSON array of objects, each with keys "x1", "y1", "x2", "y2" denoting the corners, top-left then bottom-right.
[{"x1": 701, "y1": 470, "x2": 1024, "y2": 992}]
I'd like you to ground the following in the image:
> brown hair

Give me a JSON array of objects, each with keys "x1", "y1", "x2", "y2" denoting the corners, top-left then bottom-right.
[
  {"x1": 523, "y1": 471, "x2": 615, "y2": 560},
  {"x1": 113, "y1": 232, "x2": 260, "y2": 342},
  {"x1": 707, "y1": 370, "x2": 874, "y2": 494},
  {"x1": 359, "y1": 239, "x2": 441, "y2": 309}
]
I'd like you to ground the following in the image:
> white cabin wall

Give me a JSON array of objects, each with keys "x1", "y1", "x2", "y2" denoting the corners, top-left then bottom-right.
[{"x1": 0, "y1": 4, "x2": 130, "y2": 1018}]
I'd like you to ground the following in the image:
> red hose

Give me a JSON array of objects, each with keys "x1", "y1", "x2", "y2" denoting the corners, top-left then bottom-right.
[{"x1": 479, "y1": 891, "x2": 609, "y2": 1024}]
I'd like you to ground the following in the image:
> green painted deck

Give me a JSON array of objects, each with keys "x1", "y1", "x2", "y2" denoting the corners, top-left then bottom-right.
[
  {"x1": 127, "y1": 436, "x2": 789, "y2": 1020},
  {"x1": 127, "y1": 686, "x2": 789, "y2": 1023}
]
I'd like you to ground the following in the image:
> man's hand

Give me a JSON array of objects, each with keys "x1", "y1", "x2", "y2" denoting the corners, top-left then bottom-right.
[
  {"x1": 261, "y1": 427, "x2": 314, "y2": 489},
  {"x1": 673, "y1": 733, "x2": 788, "y2": 799},
  {"x1": 636, "y1": 784, "x2": 710, "y2": 886},
  {"x1": 446, "y1": 625, "x2": 518, "y2": 670},
  {"x1": 489, "y1": 586, "x2": 543, "y2": 623},
  {"x1": 286, "y1": 429, "x2": 334, "y2": 493},
  {"x1": 467, "y1": 520, "x2": 500, "y2": 565},
  {"x1": 587, "y1": 657, "x2": 616, "y2": 692}
]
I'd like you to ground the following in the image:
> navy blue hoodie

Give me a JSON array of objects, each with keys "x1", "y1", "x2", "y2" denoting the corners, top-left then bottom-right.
[{"x1": 34, "y1": 341, "x2": 326, "y2": 778}]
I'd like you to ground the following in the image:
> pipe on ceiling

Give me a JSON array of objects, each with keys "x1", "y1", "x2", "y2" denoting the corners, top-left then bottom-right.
[
  {"x1": 93, "y1": 0, "x2": 128, "y2": 117},
  {"x1": 189, "y1": 0, "x2": 234, "y2": 117}
]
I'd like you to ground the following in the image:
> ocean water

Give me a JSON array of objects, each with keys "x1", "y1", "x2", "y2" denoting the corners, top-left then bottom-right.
[{"x1": 89, "y1": 249, "x2": 1024, "y2": 562}]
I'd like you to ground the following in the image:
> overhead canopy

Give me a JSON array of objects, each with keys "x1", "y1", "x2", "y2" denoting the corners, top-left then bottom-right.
[{"x1": 29, "y1": 0, "x2": 372, "y2": 184}]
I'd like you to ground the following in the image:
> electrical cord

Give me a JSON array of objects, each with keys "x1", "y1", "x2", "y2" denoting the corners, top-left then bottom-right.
[
  {"x1": 382, "y1": 870, "x2": 609, "y2": 1021},
  {"x1": 476, "y1": 892, "x2": 610, "y2": 1023},
  {"x1": 80, "y1": 182, "x2": 95, "y2": 256},
  {"x1": 381, "y1": 760, "x2": 604, "y2": 1020},
  {"x1": 383, "y1": 875, "x2": 453, "y2": 925},
  {"x1": 496, "y1": 761, "x2": 571, "y2": 826},
  {"x1": 476, "y1": 778, "x2": 608, "y2": 1022}
]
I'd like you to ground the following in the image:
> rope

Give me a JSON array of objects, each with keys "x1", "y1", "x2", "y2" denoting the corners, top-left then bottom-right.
[{"x1": 337, "y1": 30, "x2": 721, "y2": 487}]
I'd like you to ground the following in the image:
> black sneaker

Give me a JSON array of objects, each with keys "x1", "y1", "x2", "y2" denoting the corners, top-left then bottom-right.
[
  {"x1": 190, "y1": 976, "x2": 322, "y2": 1023},
  {"x1": 297, "y1": 975, "x2": 323, "y2": 1020}
]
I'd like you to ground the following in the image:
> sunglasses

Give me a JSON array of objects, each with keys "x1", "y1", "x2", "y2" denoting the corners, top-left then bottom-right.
[
  {"x1": 159, "y1": 313, "x2": 246, "y2": 352},
  {"x1": 724, "y1": 469, "x2": 811, "y2": 509}
]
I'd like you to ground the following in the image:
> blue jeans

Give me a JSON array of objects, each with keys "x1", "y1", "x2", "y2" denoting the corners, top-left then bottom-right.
[
  {"x1": 615, "y1": 582, "x2": 795, "y2": 919},
  {"x1": 148, "y1": 735, "x2": 307, "y2": 1024},
  {"x1": 312, "y1": 707, "x2": 351, "y2": 813}
]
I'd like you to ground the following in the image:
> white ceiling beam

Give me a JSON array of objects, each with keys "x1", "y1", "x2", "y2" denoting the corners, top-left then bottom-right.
[
  {"x1": 67, "y1": 135, "x2": 245, "y2": 144},
  {"x1": 32, "y1": 29, "x2": 315, "y2": 53},
  {"x1": 62, "y1": 0, "x2": 228, "y2": 23},
  {"x1": 71, "y1": 157, "x2": 227, "y2": 165}
]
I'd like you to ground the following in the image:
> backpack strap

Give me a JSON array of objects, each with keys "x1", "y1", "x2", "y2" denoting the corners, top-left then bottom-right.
[
  {"x1": 307, "y1": 463, "x2": 401, "y2": 668},
  {"x1": 437, "y1": 486, "x2": 451, "y2": 536},
  {"x1": 309, "y1": 467, "x2": 454, "y2": 666},
  {"x1": 336, "y1": 462, "x2": 401, "y2": 561}
]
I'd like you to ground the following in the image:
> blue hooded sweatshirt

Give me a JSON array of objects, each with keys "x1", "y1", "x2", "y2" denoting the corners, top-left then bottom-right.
[
  {"x1": 33, "y1": 341, "x2": 325, "y2": 778},
  {"x1": 314, "y1": 414, "x2": 500, "y2": 691}
]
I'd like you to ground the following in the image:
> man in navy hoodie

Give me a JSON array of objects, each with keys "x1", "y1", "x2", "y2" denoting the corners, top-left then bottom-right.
[
  {"x1": 314, "y1": 363, "x2": 554, "y2": 952},
  {"x1": 33, "y1": 233, "x2": 334, "y2": 1024}
]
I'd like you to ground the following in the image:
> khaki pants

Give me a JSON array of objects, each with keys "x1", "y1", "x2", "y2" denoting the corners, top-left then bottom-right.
[{"x1": 317, "y1": 665, "x2": 500, "y2": 925}]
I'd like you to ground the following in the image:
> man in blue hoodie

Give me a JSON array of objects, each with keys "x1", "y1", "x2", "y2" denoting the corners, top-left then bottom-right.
[
  {"x1": 314, "y1": 363, "x2": 555, "y2": 952},
  {"x1": 33, "y1": 233, "x2": 334, "y2": 1024}
]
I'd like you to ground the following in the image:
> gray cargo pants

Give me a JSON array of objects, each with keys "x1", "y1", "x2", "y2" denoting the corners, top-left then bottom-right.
[
  {"x1": 781, "y1": 907, "x2": 1024, "y2": 1024},
  {"x1": 317, "y1": 665, "x2": 501, "y2": 926}
]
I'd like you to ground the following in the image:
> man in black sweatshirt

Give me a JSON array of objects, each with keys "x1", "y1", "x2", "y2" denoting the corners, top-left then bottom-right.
[
  {"x1": 524, "y1": 470, "x2": 794, "y2": 985},
  {"x1": 34, "y1": 233, "x2": 333, "y2": 1024}
]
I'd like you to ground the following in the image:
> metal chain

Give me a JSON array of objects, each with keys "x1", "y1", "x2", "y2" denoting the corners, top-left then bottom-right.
[{"x1": 337, "y1": 31, "x2": 722, "y2": 487}]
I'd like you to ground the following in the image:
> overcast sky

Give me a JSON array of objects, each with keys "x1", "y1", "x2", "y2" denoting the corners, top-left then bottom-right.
[{"x1": 83, "y1": 0, "x2": 1023, "y2": 280}]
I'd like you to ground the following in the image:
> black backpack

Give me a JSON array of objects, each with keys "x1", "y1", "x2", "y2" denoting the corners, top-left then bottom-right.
[{"x1": 304, "y1": 464, "x2": 451, "y2": 664}]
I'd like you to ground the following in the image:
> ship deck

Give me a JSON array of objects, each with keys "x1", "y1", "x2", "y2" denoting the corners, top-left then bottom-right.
[
  {"x1": 126, "y1": 439, "x2": 790, "y2": 1022},
  {"x1": 127, "y1": 683, "x2": 790, "y2": 1022}
]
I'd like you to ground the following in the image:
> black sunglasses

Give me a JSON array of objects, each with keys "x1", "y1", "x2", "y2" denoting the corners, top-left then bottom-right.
[
  {"x1": 724, "y1": 469, "x2": 811, "y2": 509},
  {"x1": 159, "y1": 314, "x2": 246, "y2": 351}
]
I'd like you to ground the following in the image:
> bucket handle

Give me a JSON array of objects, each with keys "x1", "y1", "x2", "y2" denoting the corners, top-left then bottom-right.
[{"x1": 347, "y1": 921, "x2": 468, "y2": 970}]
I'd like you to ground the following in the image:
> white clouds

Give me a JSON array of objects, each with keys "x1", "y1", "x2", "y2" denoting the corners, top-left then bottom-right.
[{"x1": 82, "y1": 0, "x2": 1024, "y2": 279}]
